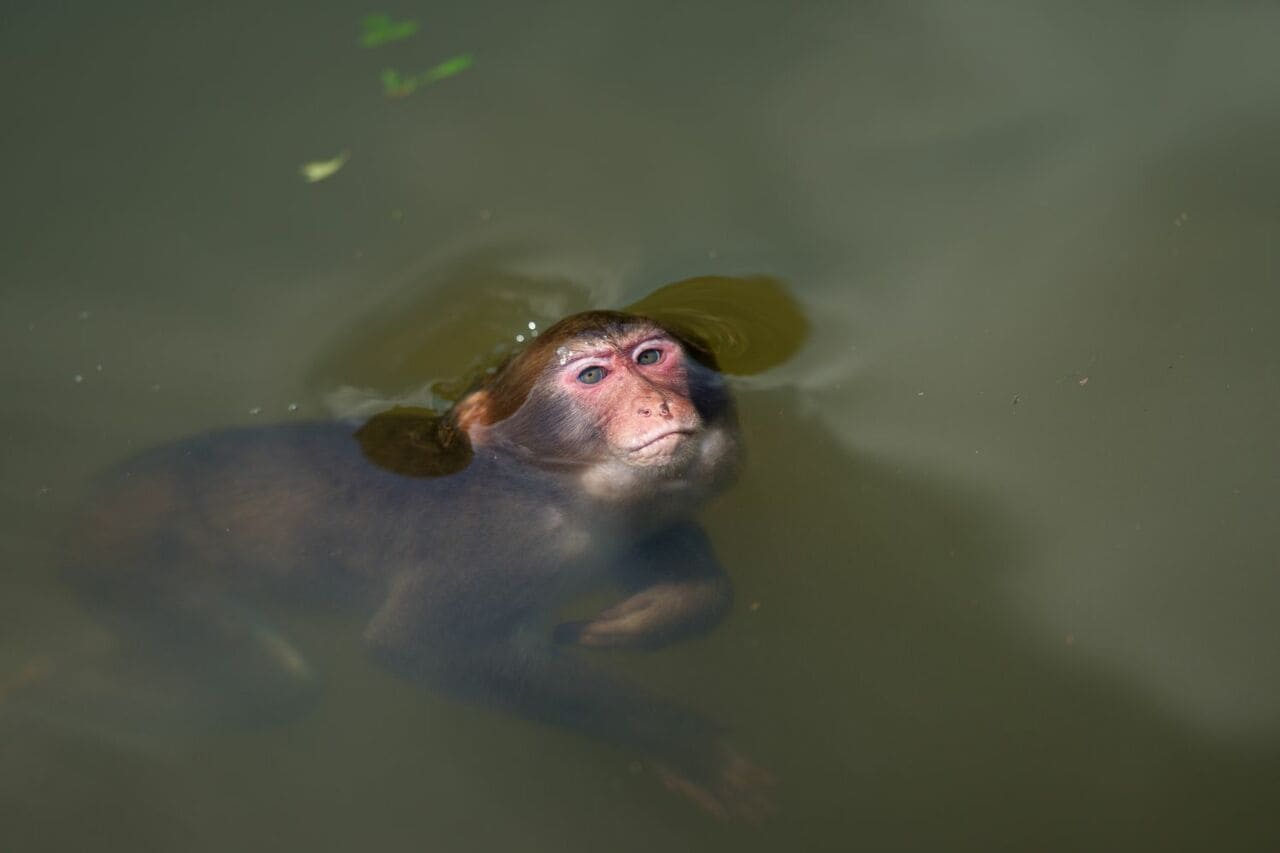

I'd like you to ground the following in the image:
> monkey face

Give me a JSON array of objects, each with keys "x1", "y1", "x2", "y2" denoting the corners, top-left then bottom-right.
[
  {"x1": 459, "y1": 313, "x2": 741, "y2": 500},
  {"x1": 549, "y1": 328, "x2": 704, "y2": 468}
]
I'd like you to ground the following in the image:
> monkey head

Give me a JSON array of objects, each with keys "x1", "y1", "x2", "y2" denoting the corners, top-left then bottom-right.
[{"x1": 454, "y1": 311, "x2": 741, "y2": 505}]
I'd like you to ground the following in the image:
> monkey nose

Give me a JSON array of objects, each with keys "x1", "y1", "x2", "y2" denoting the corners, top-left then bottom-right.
[{"x1": 637, "y1": 399, "x2": 672, "y2": 418}]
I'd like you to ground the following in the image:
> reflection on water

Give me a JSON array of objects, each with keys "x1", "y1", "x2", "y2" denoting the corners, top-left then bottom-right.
[{"x1": 3, "y1": 0, "x2": 1279, "y2": 850}]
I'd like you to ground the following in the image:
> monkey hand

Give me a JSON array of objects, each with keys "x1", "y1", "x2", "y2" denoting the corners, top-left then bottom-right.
[
  {"x1": 553, "y1": 580, "x2": 728, "y2": 650},
  {"x1": 654, "y1": 741, "x2": 777, "y2": 824}
]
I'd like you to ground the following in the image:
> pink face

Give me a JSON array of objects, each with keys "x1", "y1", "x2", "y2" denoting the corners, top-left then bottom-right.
[{"x1": 553, "y1": 328, "x2": 703, "y2": 466}]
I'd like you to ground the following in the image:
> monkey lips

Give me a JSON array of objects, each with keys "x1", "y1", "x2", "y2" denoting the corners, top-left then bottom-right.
[{"x1": 627, "y1": 427, "x2": 697, "y2": 463}]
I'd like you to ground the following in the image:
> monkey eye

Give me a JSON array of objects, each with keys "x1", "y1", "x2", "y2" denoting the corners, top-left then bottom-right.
[
  {"x1": 577, "y1": 366, "x2": 607, "y2": 385},
  {"x1": 635, "y1": 348, "x2": 663, "y2": 366}
]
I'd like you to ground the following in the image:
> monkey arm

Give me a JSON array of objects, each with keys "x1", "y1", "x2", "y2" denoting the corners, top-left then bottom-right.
[
  {"x1": 366, "y1": 610, "x2": 770, "y2": 822},
  {"x1": 362, "y1": 570, "x2": 724, "y2": 752},
  {"x1": 554, "y1": 580, "x2": 729, "y2": 650},
  {"x1": 554, "y1": 522, "x2": 733, "y2": 650}
]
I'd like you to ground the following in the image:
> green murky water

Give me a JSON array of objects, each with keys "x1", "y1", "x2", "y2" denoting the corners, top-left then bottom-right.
[{"x1": 2, "y1": 1, "x2": 1278, "y2": 850}]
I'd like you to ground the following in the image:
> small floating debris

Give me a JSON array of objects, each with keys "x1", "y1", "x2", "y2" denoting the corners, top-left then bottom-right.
[
  {"x1": 359, "y1": 14, "x2": 419, "y2": 48},
  {"x1": 421, "y1": 54, "x2": 472, "y2": 83},
  {"x1": 299, "y1": 150, "x2": 350, "y2": 183},
  {"x1": 381, "y1": 54, "x2": 473, "y2": 97}
]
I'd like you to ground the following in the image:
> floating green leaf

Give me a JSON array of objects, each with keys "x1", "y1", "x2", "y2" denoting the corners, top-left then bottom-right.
[
  {"x1": 381, "y1": 54, "x2": 473, "y2": 98},
  {"x1": 422, "y1": 54, "x2": 473, "y2": 82},
  {"x1": 360, "y1": 14, "x2": 418, "y2": 48}
]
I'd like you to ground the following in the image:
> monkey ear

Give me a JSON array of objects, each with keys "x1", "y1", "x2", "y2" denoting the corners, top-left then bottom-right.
[
  {"x1": 354, "y1": 406, "x2": 473, "y2": 477},
  {"x1": 452, "y1": 391, "x2": 492, "y2": 436}
]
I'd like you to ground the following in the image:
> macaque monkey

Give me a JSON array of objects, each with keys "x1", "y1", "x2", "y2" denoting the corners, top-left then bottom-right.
[{"x1": 69, "y1": 309, "x2": 772, "y2": 820}]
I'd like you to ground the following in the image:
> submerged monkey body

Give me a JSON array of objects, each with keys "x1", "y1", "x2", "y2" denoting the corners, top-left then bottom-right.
[
  {"x1": 66, "y1": 310, "x2": 772, "y2": 821},
  {"x1": 77, "y1": 421, "x2": 712, "y2": 635}
]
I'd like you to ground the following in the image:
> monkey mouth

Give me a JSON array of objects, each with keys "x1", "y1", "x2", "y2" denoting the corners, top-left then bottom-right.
[{"x1": 628, "y1": 428, "x2": 695, "y2": 455}]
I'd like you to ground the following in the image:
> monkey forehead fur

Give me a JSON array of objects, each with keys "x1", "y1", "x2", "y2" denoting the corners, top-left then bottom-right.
[{"x1": 521, "y1": 311, "x2": 713, "y2": 375}]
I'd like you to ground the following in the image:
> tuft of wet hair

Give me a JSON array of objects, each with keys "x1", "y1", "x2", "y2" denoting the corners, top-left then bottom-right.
[{"x1": 355, "y1": 406, "x2": 473, "y2": 477}]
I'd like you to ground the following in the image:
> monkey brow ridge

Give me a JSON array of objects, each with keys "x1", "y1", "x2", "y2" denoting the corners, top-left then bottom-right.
[{"x1": 553, "y1": 327, "x2": 663, "y2": 366}]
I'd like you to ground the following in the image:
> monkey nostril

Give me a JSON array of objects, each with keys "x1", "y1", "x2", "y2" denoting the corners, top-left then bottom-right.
[
  {"x1": 638, "y1": 406, "x2": 651, "y2": 417},
  {"x1": 658, "y1": 402, "x2": 671, "y2": 417}
]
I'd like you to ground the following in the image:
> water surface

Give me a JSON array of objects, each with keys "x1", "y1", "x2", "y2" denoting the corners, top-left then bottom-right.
[{"x1": 2, "y1": 1, "x2": 1278, "y2": 850}]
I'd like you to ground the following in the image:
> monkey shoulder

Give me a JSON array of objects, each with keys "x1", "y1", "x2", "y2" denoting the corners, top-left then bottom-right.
[{"x1": 425, "y1": 449, "x2": 600, "y2": 562}]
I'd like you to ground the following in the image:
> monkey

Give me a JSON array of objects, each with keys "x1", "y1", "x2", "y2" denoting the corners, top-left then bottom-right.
[{"x1": 64, "y1": 309, "x2": 773, "y2": 821}]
